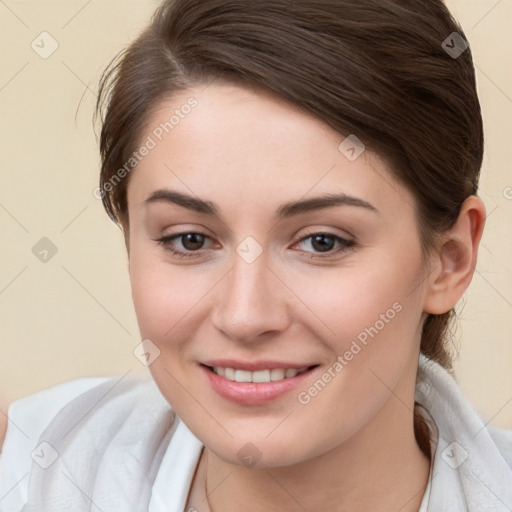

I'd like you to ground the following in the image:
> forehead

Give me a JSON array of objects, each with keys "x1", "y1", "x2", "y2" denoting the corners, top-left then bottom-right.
[{"x1": 127, "y1": 82, "x2": 415, "y2": 220}]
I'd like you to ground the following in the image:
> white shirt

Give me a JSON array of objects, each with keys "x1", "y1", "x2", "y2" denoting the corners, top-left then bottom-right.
[
  {"x1": 1, "y1": 357, "x2": 511, "y2": 511},
  {"x1": 0, "y1": 377, "x2": 205, "y2": 512}
]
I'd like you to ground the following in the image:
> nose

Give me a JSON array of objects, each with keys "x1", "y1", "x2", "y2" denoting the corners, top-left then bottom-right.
[{"x1": 211, "y1": 250, "x2": 291, "y2": 343}]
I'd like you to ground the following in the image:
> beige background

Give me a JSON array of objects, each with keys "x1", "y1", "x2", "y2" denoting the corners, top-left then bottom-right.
[{"x1": 0, "y1": 0, "x2": 511, "y2": 428}]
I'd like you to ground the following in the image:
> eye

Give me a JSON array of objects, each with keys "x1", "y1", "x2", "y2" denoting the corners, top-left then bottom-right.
[
  {"x1": 154, "y1": 230, "x2": 355, "y2": 260},
  {"x1": 294, "y1": 232, "x2": 355, "y2": 258},
  {"x1": 155, "y1": 232, "x2": 213, "y2": 258}
]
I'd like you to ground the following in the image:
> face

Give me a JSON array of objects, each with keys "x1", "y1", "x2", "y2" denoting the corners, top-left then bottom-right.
[{"x1": 127, "y1": 82, "x2": 432, "y2": 468}]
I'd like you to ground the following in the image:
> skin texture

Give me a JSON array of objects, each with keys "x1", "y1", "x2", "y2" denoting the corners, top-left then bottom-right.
[{"x1": 126, "y1": 82, "x2": 486, "y2": 511}]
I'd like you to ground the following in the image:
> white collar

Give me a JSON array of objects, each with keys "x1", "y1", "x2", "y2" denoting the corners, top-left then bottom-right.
[
  {"x1": 416, "y1": 354, "x2": 512, "y2": 510},
  {"x1": 148, "y1": 417, "x2": 203, "y2": 512}
]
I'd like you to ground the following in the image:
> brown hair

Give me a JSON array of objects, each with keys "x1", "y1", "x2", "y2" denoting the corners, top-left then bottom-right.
[{"x1": 96, "y1": 0, "x2": 483, "y2": 454}]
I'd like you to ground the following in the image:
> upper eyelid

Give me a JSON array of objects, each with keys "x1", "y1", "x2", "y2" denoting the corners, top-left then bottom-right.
[
  {"x1": 160, "y1": 229, "x2": 350, "y2": 240},
  {"x1": 159, "y1": 230, "x2": 352, "y2": 250}
]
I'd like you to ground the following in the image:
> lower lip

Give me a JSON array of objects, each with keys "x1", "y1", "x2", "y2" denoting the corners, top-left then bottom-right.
[{"x1": 200, "y1": 364, "x2": 318, "y2": 406}]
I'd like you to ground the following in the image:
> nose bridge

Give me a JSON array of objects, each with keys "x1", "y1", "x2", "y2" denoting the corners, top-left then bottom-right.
[{"x1": 212, "y1": 246, "x2": 289, "y2": 342}]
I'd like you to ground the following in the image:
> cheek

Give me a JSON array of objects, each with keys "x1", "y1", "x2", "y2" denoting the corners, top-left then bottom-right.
[
  {"x1": 128, "y1": 248, "x2": 216, "y2": 414},
  {"x1": 288, "y1": 254, "x2": 424, "y2": 407},
  {"x1": 129, "y1": 245, "x2": 206, "y2": 341},
  {"x1": 286, "y1": 254, "x2": 422, "y2": 353}
]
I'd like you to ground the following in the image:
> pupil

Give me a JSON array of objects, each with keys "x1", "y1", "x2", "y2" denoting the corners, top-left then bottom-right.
[
  {"x1": 312, "y1": 235, "x2": 334, "y2": 252},
  {"x1": 183, "y1": 233, "x2": 204, "y2": 250}
]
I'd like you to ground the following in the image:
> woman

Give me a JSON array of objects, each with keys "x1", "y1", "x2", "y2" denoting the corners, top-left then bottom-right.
[{"x1": 1, "y1": 0, "x2": 511, "y2": 510}]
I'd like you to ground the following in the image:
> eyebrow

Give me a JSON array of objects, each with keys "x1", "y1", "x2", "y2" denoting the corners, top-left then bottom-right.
[{"x1": 144, "y1": 189, "x2": 379, "y2": 219}]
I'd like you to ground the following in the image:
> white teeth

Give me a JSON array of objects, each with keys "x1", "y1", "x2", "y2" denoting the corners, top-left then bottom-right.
[
  {"x1": 234, "y1": 369, "x2": 252, "y2": 382},
  {"x1": 252, "y1": 369, "x2": 270, "y2": 383},
  {"x1": 270, "y1": 368, "x2": 285, "y2": 381},
  {"x1": 224, "y1": 368, "x2": 236, "y2": 380},
  {"x1": 212, "y1": 366, "x2": 308, "y2": 383}
]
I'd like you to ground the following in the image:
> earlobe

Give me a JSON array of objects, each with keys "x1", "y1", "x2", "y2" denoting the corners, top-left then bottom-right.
[{"x1": 423, "y1": 196, "x2": 486, "y2": 315}]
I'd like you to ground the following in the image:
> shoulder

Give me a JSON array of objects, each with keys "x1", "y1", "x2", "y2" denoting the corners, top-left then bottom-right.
[
  {"x1": 1, "y1": 375, "x2": 176, "y2": 512},
  {"x1": 0, "y1": 376, "x2": 112, "y2": 511},
  {"x1": 487, "y1": 423, "x2": 512, "y2": 469},
  {"x1": 1, "y1": 376, "x2": 113, "y2": 446},
  {"x1": 1, "y1": 376, "x2": 112, "y2": 452},
  {"x1": 417, "y1": 355, "x2": 512, "y2": 475}
]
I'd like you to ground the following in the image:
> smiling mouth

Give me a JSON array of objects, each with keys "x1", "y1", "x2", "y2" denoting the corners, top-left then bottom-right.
[{"x1": 203, "y1": 365, "x2": 318, "y2": 383}]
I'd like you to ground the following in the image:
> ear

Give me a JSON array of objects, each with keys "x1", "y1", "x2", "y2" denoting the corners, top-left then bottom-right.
[{"x1": 423, "y1": 195, "x2": 486, "y2": 315}]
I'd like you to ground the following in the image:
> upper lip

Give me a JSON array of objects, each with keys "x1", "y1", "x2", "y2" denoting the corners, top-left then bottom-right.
[{"x1": 201, "y1": 359, "x2": 317, "y2": 371}]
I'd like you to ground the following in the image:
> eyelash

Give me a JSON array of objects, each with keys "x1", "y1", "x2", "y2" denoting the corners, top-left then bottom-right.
[{"x1": 154, "y1": 231, "x2": 355, "y2": 260}]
